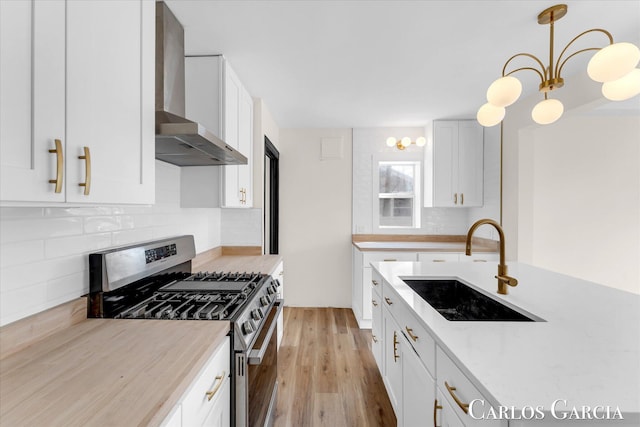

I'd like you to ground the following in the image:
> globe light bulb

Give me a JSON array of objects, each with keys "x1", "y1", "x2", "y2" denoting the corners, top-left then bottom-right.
[
  {"x1": 531, "y1": 98, "x2": 564, "y2": 125},
  {"x1": 476, "y1": 103, "x2": 505, "y2": 127},
  {"x1": 415, "y1": 137, "x2": 426, "y2": 147},
  {"x1": 401, "y1": 137, "x2": 411, "y2": 147},
  {"x1": 602, "y1": 68, "x2": 640, "y2": 101},
  {"x1": 386, "y1": 137, "x2": 397, "y2": 147},
  {"x1": 486, "y1": 76, "x2": 522, "y2": 107},
  {"x1": 587, "y1": 42, "x2": 640, "y2": 83}
]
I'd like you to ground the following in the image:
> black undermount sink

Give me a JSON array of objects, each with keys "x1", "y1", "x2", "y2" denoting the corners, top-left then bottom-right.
[{"x1": 402, "y1": 279, "x2": 536, "y2": 322}]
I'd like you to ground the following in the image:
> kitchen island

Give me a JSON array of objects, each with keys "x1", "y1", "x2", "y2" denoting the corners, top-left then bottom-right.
[{"x1": 372, "y1": 261, "x2": 639, "y2": 425}]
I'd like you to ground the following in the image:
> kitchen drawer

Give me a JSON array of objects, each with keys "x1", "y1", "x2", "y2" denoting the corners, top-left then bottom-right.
[
  {"x1": 417, "y1": 252, "x2": 460, "y2": 263},
  {"x1": 363, "y1": 251, "x2": 417, "y2": 264},
  {"x1": 182, "y1": 337, "x2": 231, "y2": 426},
  {"x1": 381, "y1": 280, "x2": 403, "y2": 327},
  {"x1": 397, "y1": 306, "x2": 436, "y2": 377},
  {"x1": 371, "y1": 269, "x2": 383, "y2": 299},
  {"x1": 437, "y1": 346, "x2": 506, "y2": 427}
]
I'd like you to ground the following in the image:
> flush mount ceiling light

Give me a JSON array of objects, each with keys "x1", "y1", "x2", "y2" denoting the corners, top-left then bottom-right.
[
  {"x1": 477, "y1": 4, "x2": 640, "y2": 127},
  {"x1": 386, "y1": 136, "x2": 427, "y2": 150}
]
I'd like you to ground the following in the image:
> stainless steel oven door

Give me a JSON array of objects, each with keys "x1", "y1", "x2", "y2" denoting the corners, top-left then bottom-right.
[{"x1": 235, "y1": 299, "x2": 283, "y2": 427}]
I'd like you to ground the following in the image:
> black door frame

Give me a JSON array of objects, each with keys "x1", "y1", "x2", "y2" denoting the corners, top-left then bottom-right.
[{"x1": 264, "y1": 136, "x2": 279, "y2": 254}]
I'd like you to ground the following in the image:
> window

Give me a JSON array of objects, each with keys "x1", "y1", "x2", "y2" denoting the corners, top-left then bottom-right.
[{"x1": 376, "y1": 161, "x2": 421, "y2": 228}]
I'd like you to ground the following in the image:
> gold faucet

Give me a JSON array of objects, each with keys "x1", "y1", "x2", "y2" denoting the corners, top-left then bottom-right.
[{"x1": 465, "y1": 218, "x2": 518, "y2": 295}]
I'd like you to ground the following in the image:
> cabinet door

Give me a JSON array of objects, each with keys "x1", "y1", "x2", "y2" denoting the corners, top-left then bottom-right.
[
  {"x1": 432, "y1": 121, "x2": 458, "y2": 207},
  {"x1": 362, "y1": 267, "x2": 373, "y2": 322},
  {"x1": 185, "y1": 56, "x2": 223, "y2": 136},
  {"x1": 436, "y1": 389, "x2": 465, "y2": 427},
  {"x1": 402, "y1": 334, "x2": 436, "y2": 427},
  {"x1": 383, "y1": 306, "x2": 403, "y2": 416},
  {"x1": 371, "y1": 289, "x2": 383, "y2": 372},
  {"x1": 202, "y1": 381, "x2": 231, "y2": 427},
  {"x1": 66, "y1": 0, "x2": 154, "y2": 204},
  {"x1": 222, "y1": 61, "x2": 242, "y2": 207},
  {"x1": 237, "y1": 87, "x2": 253, "y2": 206},
  {"x1": 457, "y1": 121, "x2": 484, "y2": 207},
  {"x1": 0, "y1": 0, "x2": 65, "y2": 202}
]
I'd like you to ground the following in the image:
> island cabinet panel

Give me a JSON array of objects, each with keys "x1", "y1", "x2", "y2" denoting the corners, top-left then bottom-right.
[
  {"x1": 0, "y1": 0, "x2": 155, "y2": 205},
  {"x1": 437, "y1": 389, "x2": 465, "y2": 427},
  {"x1": 383, "y1": 303, "x2": 403, "y2": 418}
]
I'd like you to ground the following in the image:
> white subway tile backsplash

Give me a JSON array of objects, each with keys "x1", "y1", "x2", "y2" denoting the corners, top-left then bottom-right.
[
  {"x1": 0, "y1": 161, "x2": 225, "y2": 326},
  {"x1": 44, "y1": 206, "x2": 113, "y2": 217},
  {"x1": 0, "y1": 217, "x2": 83, "y2": 244},
  {"x1": 0, "y1": 240, "x2": 45, "y2": 269},
  {"x1": 83, "y1": 216, "x2": 122, "y2": 233},
  {"x1": 0, "y1": 207, "x2": 44, "y2": 218},
  {"x1": 44, "y1": 233, "x2": 113, "y2": 259},
  {"x1": 112, "y1": 228, "x2": 154, "y2": 246}
]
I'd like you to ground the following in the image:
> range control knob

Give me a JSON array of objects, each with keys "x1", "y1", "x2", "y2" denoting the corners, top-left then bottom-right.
[
  {"x1": 260, "y1": 296, "x2": 271, "y2": 307},
  {"x1": 267, "y1": 285, "x2": 276, "y2": 295},
  {"x1": 251, "y1": 308, "x2": 263, "y2": 320},
  {"x1": 242, "y1": 320, "x2": 256, "y2": 335}
]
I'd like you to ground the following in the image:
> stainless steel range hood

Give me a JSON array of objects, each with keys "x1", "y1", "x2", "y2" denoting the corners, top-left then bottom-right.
[{"x1": 155, "y1": 2, "x2": 247, "y2": 166}]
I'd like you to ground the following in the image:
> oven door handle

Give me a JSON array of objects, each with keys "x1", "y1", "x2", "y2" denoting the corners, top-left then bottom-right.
[{"x1": 248, "y1": 299, "x2": 283, "y2": 365}]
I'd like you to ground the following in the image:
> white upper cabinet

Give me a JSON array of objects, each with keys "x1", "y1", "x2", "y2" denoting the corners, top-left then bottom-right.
[
  {"x1": 1, "y1": 0, "x2": 65, "y2": 202},
  {"x1": 184, "y1": 56, "x2": 253, "y2": 208},
  {"x1": 0, "y1": 0, "x2": 155, "y2": 205},
  {"x1": 425, "y1": 120, "x2": 483, "y2": 208},
  {"x1": 223, "y1": 62, "x2": 253, "y2": 208}
]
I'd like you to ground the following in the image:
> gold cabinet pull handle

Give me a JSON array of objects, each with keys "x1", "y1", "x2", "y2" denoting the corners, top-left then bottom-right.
[
  {"x1": 405, "y1": 326, "x2": 418, "y2": 342},
  {"x1": 433, "y1": 399, "x2": 443, "y2": 427},
  {"x1": 372, "y1": 335, "x2": 378, "y2": 343},
  {"x1": 372, "y1": 299, "x2": 378, "y2": 307},
  {"x1": 433, "y1": 259, "x2": 446, "y2": 263},
  {"x1": 78, "y1": 146, "x2": 91, "y2": 195},
  {"x1": 445, "y1": 381, "x2": 469, "y2": 414},
  {"x1": 473, "y1": 259, "x2": 487, "y2": 263},
  {"x1": 48, "y1": 139, "x2": 63, "y2": 193},
  {"x1": 393, "y1": 331, "x2": 399, "y2": 362},
  {"x1": 205, "y1": 371, "x2": 226, "y2": 401},
  {"x1": 383, "y1": 258, "x2": 397, "y2": 262},
  {"x1": 384, "y1": 297, "x2": 393, "y2": 305},
  {"x1": 461, "y1": 193, "x2": 464, "y2": 205},
  {"x1": 454, "y1": 193, "x2": 458, "y2": 204},
  {"x1": 371, "y1": 279, "x2": 378, "y2": 286}
]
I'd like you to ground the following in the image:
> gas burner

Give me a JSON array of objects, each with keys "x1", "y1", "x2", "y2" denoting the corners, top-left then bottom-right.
[{"x1": 186, "y1": 271, "x2": 261, "y2": 282}]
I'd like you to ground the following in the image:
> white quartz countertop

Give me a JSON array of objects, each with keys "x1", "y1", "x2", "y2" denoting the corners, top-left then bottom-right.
[{"x1": 372, "y1": 261, "x2": 640, "y2": 419}]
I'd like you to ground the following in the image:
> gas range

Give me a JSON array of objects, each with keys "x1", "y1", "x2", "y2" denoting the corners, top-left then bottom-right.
[{"x1": 88, "y1": 236, "x2": 280, "y2": 351}]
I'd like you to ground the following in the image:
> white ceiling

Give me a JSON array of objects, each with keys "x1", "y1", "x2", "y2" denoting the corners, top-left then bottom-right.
[{"x1": 165, "y1": 1, "x2": 640, "y2": 128}]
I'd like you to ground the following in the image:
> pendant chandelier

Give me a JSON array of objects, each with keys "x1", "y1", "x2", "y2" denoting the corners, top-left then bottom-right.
[{"x1": 477, "y1": 4, "x2": 640, "y2": 127}]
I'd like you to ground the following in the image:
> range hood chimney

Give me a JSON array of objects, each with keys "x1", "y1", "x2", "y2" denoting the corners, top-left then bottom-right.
[{"x1": 155, "y1": 2, "x2": 247, "y2": 166}]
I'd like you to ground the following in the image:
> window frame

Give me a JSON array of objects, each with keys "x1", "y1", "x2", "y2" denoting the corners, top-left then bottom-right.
[{"x1": 372, "y1": 153, "x2": 422, "y2": 230}]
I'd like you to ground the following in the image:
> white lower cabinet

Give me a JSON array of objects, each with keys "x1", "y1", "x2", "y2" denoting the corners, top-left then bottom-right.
[
  {"x1": 163, "y1": 337, "x2": 231, "y2": 427},
  {"x1": 352, "y1": 248, "x2": 417, "y2": 328},
  {"x1": 383, "y1": 304, "x2": 403, "y2": 416},
  {"x1": 374, "y1": 269, "x2": 506, "y2": 427},
  {"x1": 371, "y1": 270, "x2": 383, "y2": 371},
  {"x1": 401, "y1": 332, "x2": 436, "y2": 427},
  {"x1": 437, "y1": 389, "x2": 465, "y2": 427}
]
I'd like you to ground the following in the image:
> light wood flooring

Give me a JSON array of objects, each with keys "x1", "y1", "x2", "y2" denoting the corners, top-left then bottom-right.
[{"x1": 275, "y1": 307, "x2": 396, "y2": 427}]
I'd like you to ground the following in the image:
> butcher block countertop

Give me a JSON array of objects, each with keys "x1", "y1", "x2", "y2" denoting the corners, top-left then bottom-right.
[
  {"x1": 0, "y1": 317, "x2": 229, "y2": 426},
  {"x1": 352, "y1": 234, "x2": 498, "y2": 253}
]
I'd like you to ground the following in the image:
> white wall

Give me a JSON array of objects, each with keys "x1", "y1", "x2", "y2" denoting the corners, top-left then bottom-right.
[
  {"x1": 0, "y1": 160, "x2": 222, "y2": 326},
  {"x1": 279, "y1": 128, "x2": 352, "y2": 307},
  {"x1": 253, "y1": 98, "x2": 281, "y2": 210},
  {"x1": 221, "y1": 208, "x2": 262, "y2": 246},
  {"x1": 519, "y1": 115, "x2": 639, "y2": 294}
]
